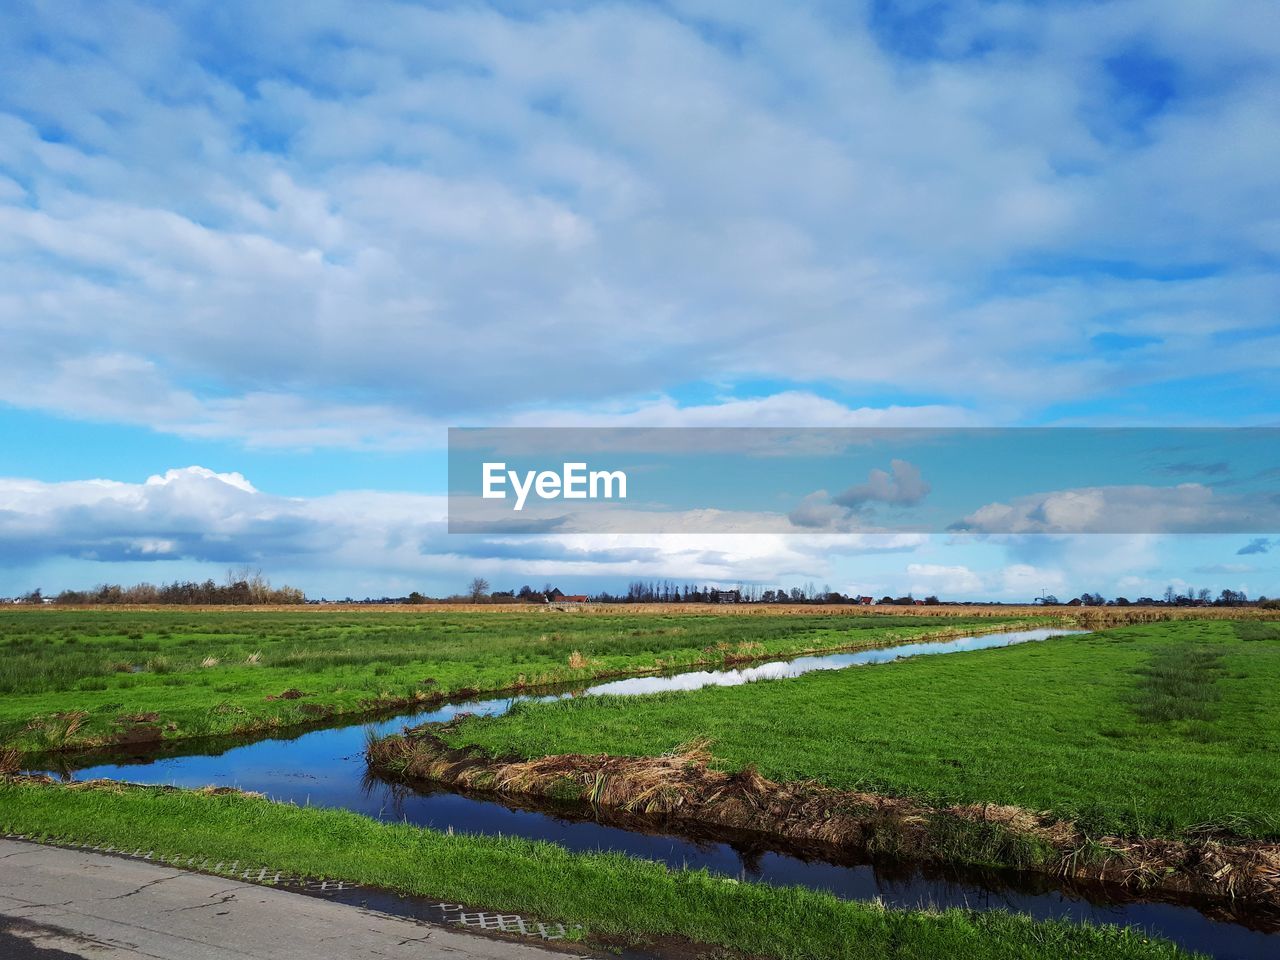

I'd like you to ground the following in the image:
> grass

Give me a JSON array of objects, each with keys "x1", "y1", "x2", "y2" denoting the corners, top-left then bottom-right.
[
  {"x1": 0, "y1": 781, "x2": 1200, "y2": 960},
  {"x1": 1131, "y1": 643, "x2": 1226, "y2": 723},
  {"x1": 0, "y1": 608, "x2": 1028, "y2": 753},
  {"x1": 441, "y1": 620, "x2": 1280, "y2": 841},
  {"x1": 1234, "y1": 621, "x2": 1280, "y2": 641}
]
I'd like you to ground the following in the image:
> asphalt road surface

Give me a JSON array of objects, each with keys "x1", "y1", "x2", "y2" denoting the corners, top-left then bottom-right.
[{"x1": 0, "y1": 839, "x2": 588, "y2": 959}]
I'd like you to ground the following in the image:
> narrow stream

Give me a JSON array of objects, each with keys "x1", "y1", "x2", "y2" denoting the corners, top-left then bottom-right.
[{"x1": 48, "y1": 627, "x2": 1279, "y2": 960}]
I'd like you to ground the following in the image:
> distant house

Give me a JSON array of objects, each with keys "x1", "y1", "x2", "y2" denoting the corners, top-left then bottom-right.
[
  {"x1": 551, "y1": 594, "x2": 589, "y2": 604},
  {"x1": 712, "y1": 589, "x2": 741, "y2": 603},
  {"x1": 913, "y1": 599, "x2": 925, "y2": 606},
  {"x1": 856, "y1": 596, "x2": 875, "y2": 605}
]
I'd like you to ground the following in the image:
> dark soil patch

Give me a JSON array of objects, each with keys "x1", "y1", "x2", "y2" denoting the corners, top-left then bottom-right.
[{"x1": 265, "y1": 689, "x2": 309, "y2": 701}]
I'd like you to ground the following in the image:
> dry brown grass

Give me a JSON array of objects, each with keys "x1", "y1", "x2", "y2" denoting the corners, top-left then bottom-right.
[
  {"x1": 0, "y1": 744, "x2": 21, "y2": 776},
  {"x1": 23, "y1": 710, "x2": 89, "y2": 751},
  {"x1": 13, "y1": 602, "x2": 1280, "y2": 620},
  {"x1": 367, "y1": 731, "x2": 1280, "y2": 906}
]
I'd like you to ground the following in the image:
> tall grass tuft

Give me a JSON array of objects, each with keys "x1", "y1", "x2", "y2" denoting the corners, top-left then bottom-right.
[
  {"x1": 1132, "y1": 644, "x2": 1225, "y2": 723},
  {"x1": 0, "y1": 744, "x2": 20, "y2": 776},
  {"x1": 25, "y1": 711, "x2": 89, "y2": 751}
]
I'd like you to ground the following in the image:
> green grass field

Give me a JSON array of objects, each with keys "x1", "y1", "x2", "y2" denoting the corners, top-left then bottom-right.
[
  {"x1": 442, "y1": 620, "x2": 1280, "y2": 841},
  {"x1": 0, "y1": 781, "x2": 1198, "y2": 960},
  {"x1": 0, "y1": 609, "x2": 1024, "y2": 753},
  {"x1": 2, "y1": 610, "x2": 1268, "y2": 958}
]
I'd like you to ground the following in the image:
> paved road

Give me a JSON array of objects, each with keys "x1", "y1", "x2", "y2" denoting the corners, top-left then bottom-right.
[{"x1": 0, "y1": 839, "x2": 585, "y2": 959}]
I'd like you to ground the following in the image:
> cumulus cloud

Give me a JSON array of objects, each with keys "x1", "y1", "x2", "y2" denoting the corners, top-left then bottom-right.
[
  {"x1": 929, "y1": 534, "x2": 1167, "y2": 601},
  {"x1": 0, "y1": 467, "x2": 332, "y2": 565},
  {"x1": 787, "y1": 460, "x2": 930, "y2": 530},
  {"x1": 950, "y1": 484, "x2": 1280, "y2": 534},
  {"x1": 0, "y1": 466, "x2": 927, "y2": 591},
  {"x1": 2, "y1": 465, "x2": 1260, "y2": 600},
  {"x1": 833, "y1": 459, "x2": 931, "y2": 509},
  {"x1": 787, "y1": 491, "x2": 854, "y2": 530}
]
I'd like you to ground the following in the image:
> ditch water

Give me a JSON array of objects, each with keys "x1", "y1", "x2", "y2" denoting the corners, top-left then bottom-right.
[{"x1": 47, "y1": 627, "x2": 1279, "y2": 960}]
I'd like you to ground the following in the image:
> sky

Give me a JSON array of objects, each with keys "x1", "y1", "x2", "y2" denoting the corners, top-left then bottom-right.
[{"x1": 0, "y1": 0, "x2": 1277, "y2": 601}]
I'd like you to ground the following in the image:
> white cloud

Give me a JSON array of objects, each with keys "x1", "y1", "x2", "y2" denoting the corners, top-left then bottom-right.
[
  {"x1": 787, "y1": 491, "x2": 852, "y2": 531},
  {"x1": 504, "y1": 394, "x2": 980, "y2": 431},
  {"x1": 999, "y1": 563, "x2": 1067, "y2": 598},
  {"x1": 0, "y1": 0, "x2": 1276, "y2": 449},
  {"x1": 146, "y1": 467, "x2": 256, "y2": 494},
  {"x1": 786, "y1": 459, "x2": 931, "y2": 529},
  {"x1": 834, "y1": 459, "x2": 930, "y2": 509},
  {"x1": 0, "y1": 467, "x2": 323, "y2": 564},
  {"x1": 953, "y1": 484, "x2": 1280, "y2": 534},
  {"x1": 906, "y1": 563, "x2": 984, "y2": 596},
  {"x1": 0, "y1": 350, "x2": 980, "y2": 450},
  {"x1": 3, "y1": 466, "x2": 1264, "y2": 600},
  {"x1": 0, "y1": 466, "x2": 928, "y2": 592}
]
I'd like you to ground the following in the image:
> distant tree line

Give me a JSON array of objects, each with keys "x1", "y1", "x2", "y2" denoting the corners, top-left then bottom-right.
[
  {"x1": 399, "y1": 579, "x2": 941, "y2": 606},
  {"x1": 1038, "y1": 587, "x2": 1264, "y2": 608},
  {"x1": 433, "y1": 579, "x2": 1271, "y2": 608},
  {"x1": 595, "y1": 581, "x2": 940, "y2": 605},
  {"x1": 50, "y1": 568, "x2": 305, "y2": 605}
]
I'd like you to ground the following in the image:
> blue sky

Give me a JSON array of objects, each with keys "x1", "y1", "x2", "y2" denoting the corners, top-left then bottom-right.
[{"x1": 1, "y1": 0, "x2": 1277, "y2": 600}]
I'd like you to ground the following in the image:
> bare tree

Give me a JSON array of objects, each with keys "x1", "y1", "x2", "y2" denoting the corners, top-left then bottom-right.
[
  {"x1": 468, "y1": 577, "x2": 490, "y2": 602},
  {"x1": 227, "y1": 566, "x2": 271, "y2": 603}
]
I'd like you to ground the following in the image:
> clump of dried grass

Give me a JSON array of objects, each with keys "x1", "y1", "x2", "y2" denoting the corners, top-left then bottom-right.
[
  {"x1": 0, "y1": 744, "x2": 21, "y2": 776},
  {"x1": 116, "y1": 712, "x2": 159, "y2": 724},
  {"x1": 24, "y1": 710, "x2": 90, "y2": 751},
  {"x1": 365, "y1": 729, "x2": 1280, "y2": 905},
  {"x1": 567, "y1": 650, "x2": 587, "y2": 669},
  {"x1": 245, "y1": 652, "x2": 262, "y2": 665},
  {"x1": 200, "y1": 656, "x2": 220, "y2": 668}
]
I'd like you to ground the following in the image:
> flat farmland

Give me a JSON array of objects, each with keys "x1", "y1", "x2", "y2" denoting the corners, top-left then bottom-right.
[
  {"x1": 0, "y1": 607, "x2": 1029, "y2": 754},
  {"x1": 436, "y1": 619, "x2": 1280, "y2": 841}
]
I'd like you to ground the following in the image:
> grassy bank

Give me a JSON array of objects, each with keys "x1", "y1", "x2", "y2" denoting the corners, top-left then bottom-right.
[
  {"x1": 367, "y1": 731, "x2": 1280, "y2": 904},
  {"x1": 0, "y1": 609, "x2": 1025, "y2": 753},
  {"x1": 0, "y1": 780, "x2": 1199, "y2": 960},
  {"x1": 440, "y1": 621, "x2": 1280, "y2": 841}
]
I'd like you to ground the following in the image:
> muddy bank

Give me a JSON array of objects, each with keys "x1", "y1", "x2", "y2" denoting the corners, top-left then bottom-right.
[{"x1": 367, "y1": 732, "x2": 1280, "y2": 908}]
